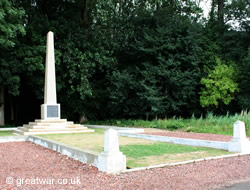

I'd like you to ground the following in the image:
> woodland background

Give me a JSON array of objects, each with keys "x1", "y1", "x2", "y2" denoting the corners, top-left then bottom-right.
[{"x1": 0, "y1": 0, "x2": 249, "y2": 125}]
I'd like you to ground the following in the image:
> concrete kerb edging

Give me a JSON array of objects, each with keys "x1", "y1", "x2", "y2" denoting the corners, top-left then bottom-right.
[
  {"x1": 27, "y1": 136, "x2": 100, "y2": 168},
  {"x1": 120, "y1": 152, "x2": 250, "y2": 174},
  {"x1": 85, "y1": 125, "x2": 144, "y2": 134},
  {"x1": 0, "y1": 128, "x2": 18, "y2": 131},
  {"x1": 118, "y1": 132, "x2": 229, "y2": 150},
  {"x1": 0, "y1": 135, "x2": 27, "y2": 142}
]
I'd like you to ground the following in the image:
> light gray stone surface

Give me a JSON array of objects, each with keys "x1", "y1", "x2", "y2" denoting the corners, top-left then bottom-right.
[
  {"x1": 228, "y1": 121, "x2": 250, "y2": 153},
  {"x1": 41, "y1": 31, "x2": 60, "y2": 120},
  {"x1": 27, "y1": 136, "x2": 99, "y2": 167},
  {"x1": 0, "y1": 136, "x2": 27, "y2": 143},
  {"x1": 86, "y1": 125, "x2": 144, "y2": 133},
  {"x1": 0, "y1": 128, "x2": 17, "y2": 131},
  {"x1": 118, "y1": 132, "x2": 229, "y2": 150},
  {"x1": 13, "y1": 120, "x2": 94, "y2": 135},
  {"x1": 98, "y1": 129, "x2": 126, "y2": 173},
  {"x1": 225, "y1": 181, "x2": 250, "y2": 190},
  {"x1": 103, "y1": 128, "x2": 119, "y2": 152},
  {"x1": 44, "y1": 31, "x2": 57, "y2": 105}
]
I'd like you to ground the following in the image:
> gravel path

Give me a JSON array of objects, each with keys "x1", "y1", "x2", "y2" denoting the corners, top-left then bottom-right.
[{"x1": 0, "y1": 142, "x2": 250, "y2": 189}]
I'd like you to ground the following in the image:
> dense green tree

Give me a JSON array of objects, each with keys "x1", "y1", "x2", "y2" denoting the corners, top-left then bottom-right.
[
  {"x1": 238, "y1": 48, "x2": 250, "y2": 110},
  {"x1": 200, "y1": 58, "x2": 239, "y2": 108},
  {"x1": 0, "y1": 0, "x2": 25, "y2": 125},
  {"x1": 107, "y1": 7, "x2": 206, "y2": 119},
  {"x1": 11, "y1": 0, "x2": 117, "y2": 122},
  {"x1": 0, "y1": 0, "x2": 25, "y2": 95},
  {"x1": 1, "y1": 0, "x2": 249, "y2": 123},
  {"x1": 206, "y1": 0, "x2": 249, "y2": 114}
]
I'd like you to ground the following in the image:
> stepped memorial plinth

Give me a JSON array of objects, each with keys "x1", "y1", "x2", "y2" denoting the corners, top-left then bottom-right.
[{"x1": 14, "y1": 31, "x2": 94, "y2": 135}]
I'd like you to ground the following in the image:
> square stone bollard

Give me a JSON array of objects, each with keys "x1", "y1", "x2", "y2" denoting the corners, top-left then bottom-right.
[
  {"x1": 98, "y1": 128, "x2": 126, "y2": 173},
  {"x1": 228, "y1": 121, "x2": 250, "y2": 153}
]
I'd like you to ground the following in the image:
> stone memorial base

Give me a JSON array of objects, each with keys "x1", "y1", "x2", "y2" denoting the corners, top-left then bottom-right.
[{"x1": 13, "y1": 119, "x2": 94, "y2": 135}]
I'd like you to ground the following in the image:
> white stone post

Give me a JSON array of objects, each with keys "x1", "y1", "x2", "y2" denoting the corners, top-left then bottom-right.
[
  {"x1": 41, "y1": 31, "x2": 60, "y2": 120},
  {"x1": 98, "y1": 129, "x2": 126, "y2": 173},
  {"x1": 228, "y1": 121, "x2": 250, "y2": 153}
]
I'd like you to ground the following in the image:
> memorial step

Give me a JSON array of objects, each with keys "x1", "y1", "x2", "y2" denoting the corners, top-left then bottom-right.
[
  {"x1": 25, "y1": 125, "x2": 87, "y2": 129},
  {"x1": 34, "y1": 119, "x2": 68, "y2": 123},
  {"x1": 13, "y1": 129, "x2": 95, "y2": 135},
  {"x1": 29, "y1": 122, "x2": 71, "y2": 126},
  {"x1": 20, "y1": 127, "x2": 90, "y2": 132},
  {"x1": 27, "y1": 122, "x2": 75, "y2": 127}
]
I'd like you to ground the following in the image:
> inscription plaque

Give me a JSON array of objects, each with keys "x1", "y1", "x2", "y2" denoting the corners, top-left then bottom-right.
[{"x1": 47, "y1": 105, "x2": 58, "y2": 118}]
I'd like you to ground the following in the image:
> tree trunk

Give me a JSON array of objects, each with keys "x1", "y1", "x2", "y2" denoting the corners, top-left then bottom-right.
[
  {"x1": 82, "y1": 0, "x2": 88, "y2": 28},
  {"x1": 79, "y1": 113, "x2": 88, "y2": 123},
  {"x1": 218, "y1": 0, "x2": 224, "y2": 24},
  {"x1": 0, "y1": 85, "x2": 4, "y2": 126},
  {"x1": 9, "y1": 95, "x2": 16, "y2": 122}
]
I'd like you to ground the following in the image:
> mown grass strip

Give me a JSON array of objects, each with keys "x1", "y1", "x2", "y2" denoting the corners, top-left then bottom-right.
[
  {"x1": 120, "y1": 142, "x2": 227, "y2": 158},
  {"x1": 0, "y1": 131, "x2": 14, "y2": 136}
]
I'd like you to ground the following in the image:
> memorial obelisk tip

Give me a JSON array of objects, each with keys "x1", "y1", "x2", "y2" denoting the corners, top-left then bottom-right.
[
  {"x1": 44, "y1": 31, "x2": 57, "y2": 104},
  {"x1": 41, "y1": 31, "x2": 61, "y2": 120}
]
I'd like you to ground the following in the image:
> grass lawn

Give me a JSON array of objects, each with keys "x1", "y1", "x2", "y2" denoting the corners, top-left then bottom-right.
[
  {"x1": 0, "y1": 131, "x2": 15, "y2": 136},
  {"x1": 39, "y1": 129, "x2": 155, "y2": 153},
  {"x1": 38, "y1": 129, "x2": 231, "y2": 168},
  {"x1": 121, "y1": 142, "x2": 230, "y2": 167}
]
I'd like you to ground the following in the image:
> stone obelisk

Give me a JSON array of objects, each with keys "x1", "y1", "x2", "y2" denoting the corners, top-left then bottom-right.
[
  {"x1": 41, "y1": 31, "x2": 61, "y2": 120},
  {"x1": 13, "y1": 31, "x2": 94, "y2": 135}
]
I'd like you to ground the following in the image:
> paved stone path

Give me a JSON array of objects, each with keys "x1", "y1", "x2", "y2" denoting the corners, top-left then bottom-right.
[{"x1": 224, "y1": 181, "x2": 250, "y2": 190}]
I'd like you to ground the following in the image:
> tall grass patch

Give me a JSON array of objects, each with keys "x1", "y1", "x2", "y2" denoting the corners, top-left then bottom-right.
[{"x1": 84, "y1": 111, "x2": 250, "y2": 136}]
